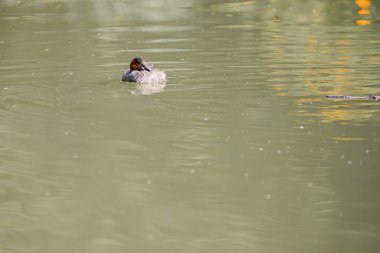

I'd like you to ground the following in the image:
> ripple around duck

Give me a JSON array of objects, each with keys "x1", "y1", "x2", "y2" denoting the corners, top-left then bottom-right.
[
  {"x1": 145, "y1": 38, "x2": 195, "y2": 44},
  {"x1": 139, "y1": 25, "x2": 198, "y2": 32},
  {"x1": 141, "y1": 48, "x2": 198, "y2": 53}
]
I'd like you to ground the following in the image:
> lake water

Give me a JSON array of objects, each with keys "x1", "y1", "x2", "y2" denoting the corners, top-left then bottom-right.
[{"x1": 1, "y1": 0, "x2": 380, "y2": 252}]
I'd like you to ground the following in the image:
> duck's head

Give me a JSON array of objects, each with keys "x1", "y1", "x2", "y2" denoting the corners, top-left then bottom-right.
[{"x1": 130, "y1": 57, "x2": 151, "y2": 72}]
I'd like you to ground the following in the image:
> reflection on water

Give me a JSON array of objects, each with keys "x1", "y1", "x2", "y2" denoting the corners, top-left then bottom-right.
[
  {"x1": 355, "y1": 0, "x2": 373, "y2": 25},
  {"x1": 1, "y1": 0, "x2": 380, "y2": 253}
]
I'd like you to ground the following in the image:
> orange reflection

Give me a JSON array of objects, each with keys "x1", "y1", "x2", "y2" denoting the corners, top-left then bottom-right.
[
  {"x1": 355, "y1": 0, "x2": 371, "y2": 9},
  {"x1": 355, "y1": 0, "x2": 372, "y2": 25},
  {"x1": 356, "y1": 19, "x2": 372, "y2": 25},
  {"x1": 319, "y1": 106, "x2": 375, "y2": 123},
  {"x1": 358, "y1": 9, "x2": 370, "y2": 15}
]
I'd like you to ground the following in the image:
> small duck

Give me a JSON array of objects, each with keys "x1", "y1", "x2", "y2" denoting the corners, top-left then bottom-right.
[{"x1": 121, "y1": 57, "x2": 167, "y2": 85}]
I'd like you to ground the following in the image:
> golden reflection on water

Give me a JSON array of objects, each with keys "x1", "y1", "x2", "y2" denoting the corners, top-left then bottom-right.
[
  {"x1": 288, "y1": 0, "x2": 379, "y2": 124},
  {"x1": 318, "y1": 106, "x2": 374, "y2": 123},
  {"x1": 355, "y1": 0, "x2": 372, "y2": 25},
  {"x1": 294, "y1": 57, "x2": 355, "y2": 124}
]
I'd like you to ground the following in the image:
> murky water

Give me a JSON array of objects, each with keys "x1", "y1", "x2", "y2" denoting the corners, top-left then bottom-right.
[{"x1": 1, "y1": 0, "x2": 380, "y2": 252}]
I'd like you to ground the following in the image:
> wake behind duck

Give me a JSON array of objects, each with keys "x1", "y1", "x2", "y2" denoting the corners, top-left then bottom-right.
[{"x1": 325, "y1": 94, "x2": 380, "y2": 101}]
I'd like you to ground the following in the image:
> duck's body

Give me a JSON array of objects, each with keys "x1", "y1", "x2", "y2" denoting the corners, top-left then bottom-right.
[{"x1": 121, "y1": 57, "x2": 167, "y2": 85}]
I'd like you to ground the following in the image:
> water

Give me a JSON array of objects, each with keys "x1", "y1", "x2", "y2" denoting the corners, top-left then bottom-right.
[{"x1": 1, "y1": 0, "x2": 380, "y2": 252}]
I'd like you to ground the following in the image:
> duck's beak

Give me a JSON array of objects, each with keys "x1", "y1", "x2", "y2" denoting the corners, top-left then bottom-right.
[{"x1": 141, "y1": 62, "x2": 151, "y2": 72}]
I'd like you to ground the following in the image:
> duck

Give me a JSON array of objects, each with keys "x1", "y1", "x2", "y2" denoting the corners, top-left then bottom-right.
[{"x1": 121, "y1": 57, "x2": 167, "y2": 85}]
